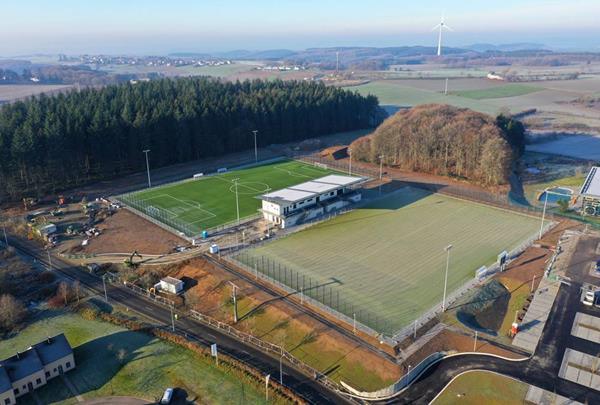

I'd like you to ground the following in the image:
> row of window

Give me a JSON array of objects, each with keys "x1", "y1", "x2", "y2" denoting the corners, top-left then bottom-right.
[{"x1": 10, "y1": 361, "x2": 71, "y2": 398}]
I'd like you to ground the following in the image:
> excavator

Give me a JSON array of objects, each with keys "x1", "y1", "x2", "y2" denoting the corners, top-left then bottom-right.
[{"x1": 123, "y1": 250, "x2": 143, "y2": 268}]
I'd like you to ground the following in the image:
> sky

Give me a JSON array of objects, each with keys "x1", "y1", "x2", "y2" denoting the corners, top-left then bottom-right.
[{"x1": 1, "y1": 0, "x2": 599, "y2": 55}]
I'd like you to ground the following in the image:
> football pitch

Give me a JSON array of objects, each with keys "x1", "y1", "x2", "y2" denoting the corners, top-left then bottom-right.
[
  {"x1": 118, "y1": 160, "x2": 336, "y2": 236},
  {"x1": 235, "y1": 187, "x2": 544, "y2": 335}
]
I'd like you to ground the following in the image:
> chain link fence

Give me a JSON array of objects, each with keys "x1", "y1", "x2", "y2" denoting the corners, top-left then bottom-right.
[{"x1": 227, "y1": 251, "x2": 393, "y2": 342}]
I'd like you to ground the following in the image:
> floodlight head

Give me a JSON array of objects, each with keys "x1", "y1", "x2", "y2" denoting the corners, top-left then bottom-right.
[{"x1": 445, "y1": 244, "x2": 453, "y2": 251}]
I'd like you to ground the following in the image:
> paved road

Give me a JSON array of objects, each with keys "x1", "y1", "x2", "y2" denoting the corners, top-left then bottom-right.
[
  {"x1": 6, "y1": 236, "x2": 352, "y2": 405},
  {"x1": 389, "y1": 234, "x2": 600, "y2": 404}
]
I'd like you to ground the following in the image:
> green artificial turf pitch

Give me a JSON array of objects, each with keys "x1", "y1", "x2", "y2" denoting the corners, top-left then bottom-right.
[
  {"x1": 236, "y1": 187, "x2": 544, "y2": 335},
  {"x1": 119, "y1": 160, "x2": 337, "y2": 236}
]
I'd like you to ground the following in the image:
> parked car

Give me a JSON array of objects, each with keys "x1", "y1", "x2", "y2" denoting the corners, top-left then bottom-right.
[
  {"x1": 584, "y1": 290, "x2": 596, "y2": 306},
  {"x1": 160, "y1": 388, "x2": 173, "y2": 404},
  {"x1": 595, "y1": 259, "x2": 600, "y2": 273}
]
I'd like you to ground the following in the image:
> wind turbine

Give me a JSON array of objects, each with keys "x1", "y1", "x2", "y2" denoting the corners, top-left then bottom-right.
[{"x1": 432, "y1": 15, "x2": 453, "y2": 56}]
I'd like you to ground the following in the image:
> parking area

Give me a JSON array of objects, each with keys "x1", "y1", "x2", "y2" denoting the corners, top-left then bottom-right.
[
  {"x1": 571, "y1": 312, "x2": 600, "y2": 344},
  {"x1": 559, "y1": 348, "x2": 600, "y2": 390}
]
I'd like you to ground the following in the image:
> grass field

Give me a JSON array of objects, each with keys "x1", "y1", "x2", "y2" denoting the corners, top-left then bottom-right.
[
  {"x1": 3, "y1": 310, "x2": 278, "y2": 404},
  {"x1": 119, "y1": 160, "x2": 337, "y2": 236},
  {"x1": 432, "y1": 371, "x2": 528, "y2": 404},
  {"x1": 237, "y1": 187, "x2": 543, "y2": 334},
  {"x1": 349, "y1": 81, "x2": 499, "y2": 114},
  {"x1": 451, "y1": 84, "x2": 542, "y2": 99}
]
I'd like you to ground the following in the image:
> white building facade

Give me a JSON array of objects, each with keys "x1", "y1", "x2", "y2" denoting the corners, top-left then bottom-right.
[{"x1": 259, "y1": 174, "x2": 365, "y2": 228}]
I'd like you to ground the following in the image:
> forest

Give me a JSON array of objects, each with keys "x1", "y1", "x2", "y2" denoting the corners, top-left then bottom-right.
[
  {"x1": 0, "y1": 78, "x2": 379, "y2": 201},
  {"x1": 350, "y1": 104, "x2": 525, "y2": 186}
]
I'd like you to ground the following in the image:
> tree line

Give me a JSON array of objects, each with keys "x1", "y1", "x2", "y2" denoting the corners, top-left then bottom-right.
[
  {"x1": 350, "y1": 104, "x2": 525, "y2": 186},
  {"x1": 0, "y1": 78, "x2": 379, "y2": 201}
]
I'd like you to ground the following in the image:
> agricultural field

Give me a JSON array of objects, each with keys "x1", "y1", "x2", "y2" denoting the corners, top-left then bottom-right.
[
  {"x1": 348, "y1": 76, "x2": 600, "y2": 124},
  {"x1": 0, "y1": 84, "x2": 73, "y2": 103},
  {"x1": 2, "y1": 310, "x2": 273, "y2": 404},
  {"x1": 119, "y1": 159, "x2": 337, "y2": 236},
  {"x1": 432, "y1": 371, "x2": 529, "y2": 405},
  {"x1": 451, "y1": 84, "x2": 542, "y2": 99},
  {"x1": 237, "y1": 187, "x2": 543, "y2": 335}
]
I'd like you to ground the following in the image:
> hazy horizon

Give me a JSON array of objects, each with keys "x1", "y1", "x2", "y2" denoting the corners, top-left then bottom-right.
[{"x1": 2, "y1": 0, "x2": 599, "y2": 56}]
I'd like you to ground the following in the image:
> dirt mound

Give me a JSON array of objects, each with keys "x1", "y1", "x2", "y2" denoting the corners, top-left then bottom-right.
[{"x1": 457, "y1": 279, "x2": 510, "y2": 335}]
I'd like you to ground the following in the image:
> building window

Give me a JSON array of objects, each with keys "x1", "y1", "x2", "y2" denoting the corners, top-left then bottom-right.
[
  {"x1": 36, "y1": 378, "x2": 42, "y2": 385},
  {"x1": 5, "y1": 398, "x2": 11, "y2": 405},
  {"x1": 66, "y1": 362, "x2": 71, "y2": 369},
  {"x1": 45, "y1": 371, "x2": 50, "y2": 378},
  {"x1": 13, "y1": 388, "x2": 19, "y2": 395},
  {"x1": 54, "y1": 368, "x2": 57, "y2": 373}
]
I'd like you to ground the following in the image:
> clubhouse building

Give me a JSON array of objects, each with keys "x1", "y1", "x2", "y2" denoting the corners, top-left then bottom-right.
[
  {"x1": 259, "y1": 174, "x2": 365, "y2": 228},
  {"x1": 0, "y1": 334, "x2": 75, "y2": 404}
]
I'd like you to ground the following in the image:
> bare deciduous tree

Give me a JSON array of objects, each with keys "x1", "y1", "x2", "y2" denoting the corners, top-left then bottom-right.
[
  {"x1": 0, "y1": 294, "x2": 26, "y2": 331},
  {"x1": 57, "y1": 281, "x2": 70, "y2": 306}
]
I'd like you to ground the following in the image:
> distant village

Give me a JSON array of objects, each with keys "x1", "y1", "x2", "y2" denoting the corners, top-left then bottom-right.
[{"x1": 63, "y1": 54, "x2": 233, "y2": 68}]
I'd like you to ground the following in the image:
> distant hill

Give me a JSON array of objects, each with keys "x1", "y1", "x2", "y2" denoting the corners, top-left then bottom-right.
[
  {"x1": 349, "y1": 104, "x2": 525, "y2": 186},
  {"x1": 465, "y1": 43, "x2": 548, "y2": 52}
]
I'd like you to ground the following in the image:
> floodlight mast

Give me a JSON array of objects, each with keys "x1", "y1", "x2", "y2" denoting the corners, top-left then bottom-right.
[
  {"x1": 142, "y1": 149, "x2": 151, "y2": 188},
  {"x1": 252, "y1": 130, "x2": 258, "y2": 163},
  {"x1": 442, "y1": 244, "x2": 453, "y2": 311},
  {"x1": 233, "y1": 178, "x2": 240, "y2": 224}
]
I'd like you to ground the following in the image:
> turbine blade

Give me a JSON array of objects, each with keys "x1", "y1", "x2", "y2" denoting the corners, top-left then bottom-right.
[
  {"x1": 432, "y1": 24, "x2": 441, "y2": 30},
  {"x1": 443, "y1": 24, "x2": 454, "y2": 31}
]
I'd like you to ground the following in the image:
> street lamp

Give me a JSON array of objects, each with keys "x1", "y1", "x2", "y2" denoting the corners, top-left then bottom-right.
[
  {"x1": 379, "y1": 155, "x2": 384, "y2": 180},
  {"x1": 442, "y1": 244, "x2": 453, "y2": 312},
  {"x1": 252, "y1": 130, "x2": 258, "y2": 163},
  {"x1": 142, "y1": 149, "x2": 151, "y2": 188}
]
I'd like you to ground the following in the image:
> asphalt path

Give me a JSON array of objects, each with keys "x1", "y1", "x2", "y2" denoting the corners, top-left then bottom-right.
[{"x1": 6, "y1": 236, "x2": 352, "y2": 405}]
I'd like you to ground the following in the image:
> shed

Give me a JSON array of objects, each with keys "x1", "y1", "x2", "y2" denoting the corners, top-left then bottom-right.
[{"x1": 159, "y1": 277, "x2": 184, "y2": 295}]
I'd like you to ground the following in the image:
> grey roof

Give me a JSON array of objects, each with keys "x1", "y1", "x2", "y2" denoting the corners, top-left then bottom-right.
[
  {"x1": 0, "y1": 366, "x2": 11, "y2": 394},
  {"x1": 1, "y1": 348, "x2": 43, "y2": 382},
  {"x1": 581, "y1": 167, "x2": 600, "y2": 197},
  {"x1": 260, "y1": 175, "x2": 365, "y2": 204},
  {"x1": 312, "y1": 174, "x2": 366, "y2": 187},
  {"x1": 161, "y1": 276, "x2": 183, "y2": 286},
  {"x1": 261, "y1": 188, "x2": 316, "y2": 204},
  {"x1": 30, "y1": 333, "x2": 73, "y2": 365},
  {"x1": 0, "y1": 333, "x2": 73, "y2": 384}
]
